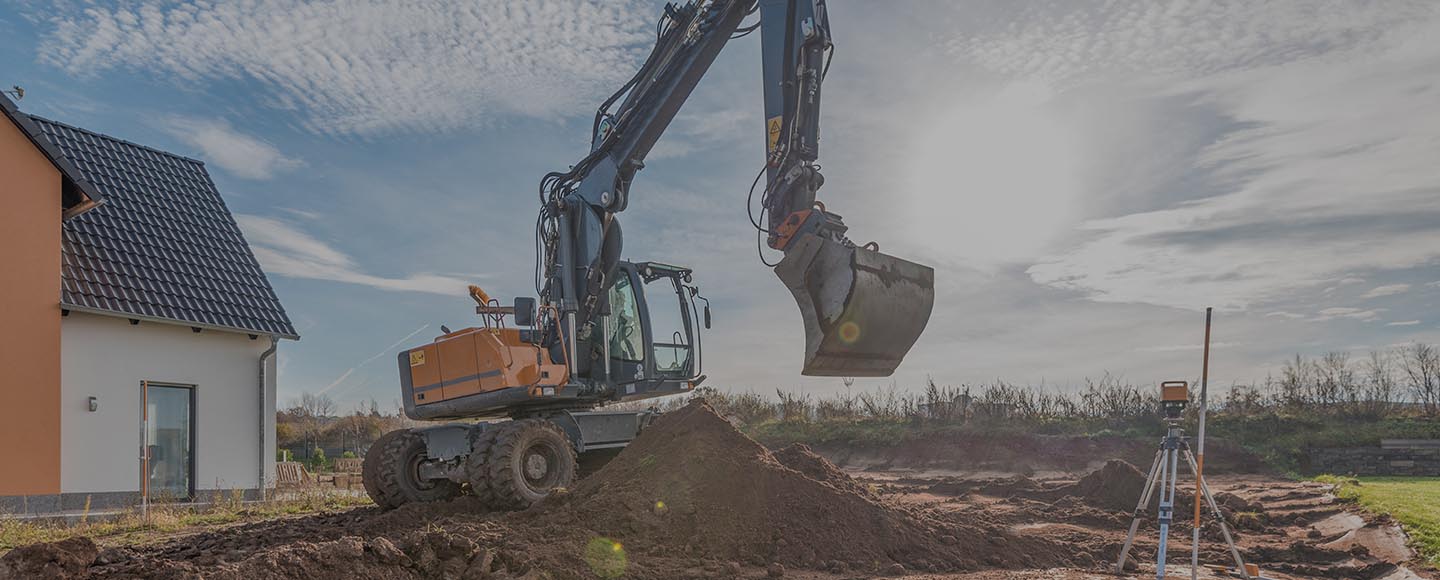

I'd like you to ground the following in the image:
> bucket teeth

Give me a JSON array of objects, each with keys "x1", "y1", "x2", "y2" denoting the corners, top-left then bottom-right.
[{"x1": 774, "y1": 234, "x2": 935, "y2": 377}]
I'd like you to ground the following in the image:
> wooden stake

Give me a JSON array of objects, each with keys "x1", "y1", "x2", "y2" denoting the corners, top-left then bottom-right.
[{"x1": 1191, "y1": 308, "x2": 1212, "y2": 579}]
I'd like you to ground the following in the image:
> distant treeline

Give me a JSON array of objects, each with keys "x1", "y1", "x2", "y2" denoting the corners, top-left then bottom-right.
[
  {"x1": 685, "y1": 343, "x2": 1440, "y2": 425},
  {"x1": 276, "y1": 343, "x2": 1440, "y2": 472}
]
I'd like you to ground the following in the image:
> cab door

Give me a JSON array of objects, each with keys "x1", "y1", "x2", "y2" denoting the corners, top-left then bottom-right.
[
  {"x1": 642, "y1": 274, "x2": 695, "y2": 379},
  {"x1": 606, "y1": 267, "x2": 647, "y2": 384}
]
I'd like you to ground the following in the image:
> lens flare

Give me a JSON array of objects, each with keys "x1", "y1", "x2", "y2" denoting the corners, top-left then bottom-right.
[
  {"x1": 838, "y1": 320, "x2": 861, "y2": 344},
  {"x1": 584, "y1": 537, "x2": 627, "y2": 579}
]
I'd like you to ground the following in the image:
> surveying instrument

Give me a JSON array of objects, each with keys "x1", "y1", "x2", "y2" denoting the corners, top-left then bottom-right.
[{"x1": 1115, "y1": 379, "x2": 1253, "y2": 579}]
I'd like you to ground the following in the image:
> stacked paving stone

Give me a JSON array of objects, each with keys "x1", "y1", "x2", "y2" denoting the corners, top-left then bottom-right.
[{"x1": 1310, "y1": 440, "x2": 1440, "y2": 476}]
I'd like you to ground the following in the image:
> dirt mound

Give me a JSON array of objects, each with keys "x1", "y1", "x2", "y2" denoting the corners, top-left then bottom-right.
[
  {"x1": 528, "y1": 399, "x2": 1070, "y2": 574},
  {"x1": 772, "y1": 443, "x2": 872, "y2": 496},
  {"x1": 0, "y1": 536, "x2": 98, "y2": 579},
  {"x1": 1066, "y1": 459, "x2": 1149, "y2": 512}
]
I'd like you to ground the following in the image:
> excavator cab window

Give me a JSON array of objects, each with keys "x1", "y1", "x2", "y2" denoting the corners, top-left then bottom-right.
[
  {"x1": 635, "y1": 262, "x2": 696, "y2": 379},
  {"x1": 646, "y1": 276, "x2": 692, "y2": 375},
  {"x1": 608, "y1": 274, "x2": 645, "y2": 363}
]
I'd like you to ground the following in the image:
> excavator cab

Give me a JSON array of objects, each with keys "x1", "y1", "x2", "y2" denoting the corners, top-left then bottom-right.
[
  {"x1": 606, "y1": 261, "x2": 706, "y2": 391},
  {"x1": 776, "y1": 233, "x2": 934, "y2": 377}
]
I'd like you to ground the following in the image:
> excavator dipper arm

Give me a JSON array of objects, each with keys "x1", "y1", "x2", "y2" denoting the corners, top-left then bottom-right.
[{"x1": 539, "y1": 0, "x2": 933, "y2": 380}]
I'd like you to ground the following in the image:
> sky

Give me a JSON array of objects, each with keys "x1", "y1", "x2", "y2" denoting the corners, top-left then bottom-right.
[{"x1": 4, "y1": 0, "x2": 1438, "y2": 410}]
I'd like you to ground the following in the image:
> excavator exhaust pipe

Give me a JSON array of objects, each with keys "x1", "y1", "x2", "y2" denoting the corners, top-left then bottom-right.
[{"x1": 775, "y1": 233, "x2": 935, "y2": 377}]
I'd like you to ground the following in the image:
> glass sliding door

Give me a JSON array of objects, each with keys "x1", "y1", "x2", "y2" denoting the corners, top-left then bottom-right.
[{"x1": 145, "y1": 384, "x2": 194, "y2": 500}]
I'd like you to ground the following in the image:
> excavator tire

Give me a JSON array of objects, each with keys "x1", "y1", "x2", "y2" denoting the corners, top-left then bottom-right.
[
  {"x1": 362, "y1": 428, "x2": 462, "y2": 510},
  {"x1": 463, "y1": 426, "x2": 502, "y2": 507},
  {"x1": 485, "y1": 419, "x2": 577, "y2": 510}
]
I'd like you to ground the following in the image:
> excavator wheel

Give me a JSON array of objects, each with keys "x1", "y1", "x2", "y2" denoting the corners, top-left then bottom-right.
[
  {"x1": 362, "y1": 428, "x2": 462, "y2": 510},
  {"x1": 463, "y1": 426, "x2": 502, "y2": 507},
  {"x1": 484, "y1": 419, "x2": 577, "y2": 509}
]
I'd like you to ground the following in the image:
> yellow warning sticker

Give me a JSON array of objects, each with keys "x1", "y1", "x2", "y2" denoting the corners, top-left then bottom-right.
[
  {"x1": 766, "y1": 116, "x2": 783, "y2": 153},
  {"x1": 409, "y1": 351, "x2": 426, "y2": 367}
]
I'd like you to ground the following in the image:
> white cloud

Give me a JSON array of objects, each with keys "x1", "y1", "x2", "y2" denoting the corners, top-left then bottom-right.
[
  {"x1": 1135, "y1": 341, "x2": 1240, "y2": 353},
  {"x1": 42, "y1": 1, "x2": 652, "y2": 135},
  {"x1": 160, "y1": 116, "x2": 301, "y2": 179},
  {"x1": 950, "y1": 1, "x2": 1440, "y2": 310},
  {"x1": 1265, "y1": 311, "x2": 1305, "y2": 320},
  {"x1": 1361, "y1": 284, "x2": 1412, "y2": 299},
  {"x1": 1387, "y1": 320, "x2": 1421, "y2": 327},
  {"x1": 236, "y1": 214, "x2": 472, "y2": 294},
  {"x1": 1312, "y1": 307, "x2": 1383, "y2": 322}
]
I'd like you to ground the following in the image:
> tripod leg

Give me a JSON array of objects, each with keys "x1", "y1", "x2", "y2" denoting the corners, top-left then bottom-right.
[
  {"x1": 1117, "y1": 449, "x2": 1165, "y2": 574},
  {"x1": 1190, "y1": 452, "x2": 1200, "y2": 580},
  {"x1": 1156, "y1": 447, "x2": 1179, "y2": 579},
  {"x1": 1183, "y1": 451, "x2": 1251, "y2": 580}
]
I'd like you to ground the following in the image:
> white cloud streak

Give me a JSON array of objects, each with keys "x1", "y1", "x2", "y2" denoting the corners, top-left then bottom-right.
[
  {"x1": 1361, "y1": 284, "x2": 1412, "y2": 299},
  {"x1": 1312, "y1": 307, "x2": 1383, "y2": 322},
  {"x1": 236, "y1": 214, "x2": 472, "y2": 295},
  {"x1": 1387, "y1": 320, "x2": 1421, "y2": 327},
  {"x1": 160, "y1": 116, "x2": 301, "y2": 179},
  {"x1": 1135, "y1": 341, "x2": 1240, "y2": 353},
  {"x1": 319, "y1": 323, "x2": 431, "y2": 396},
  {"x1": 42, "y1": 1, "x2": 652, "y2": 135}
]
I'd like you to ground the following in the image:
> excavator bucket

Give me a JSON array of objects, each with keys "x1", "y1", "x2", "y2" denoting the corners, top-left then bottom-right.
[{"x1": 775, "y1": 233, "x2": 935, "y2": 377}]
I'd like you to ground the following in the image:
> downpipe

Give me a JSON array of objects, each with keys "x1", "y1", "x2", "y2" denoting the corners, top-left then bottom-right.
[{"x1": 258, "y1": 337, "x2": 278, "y2": 501}]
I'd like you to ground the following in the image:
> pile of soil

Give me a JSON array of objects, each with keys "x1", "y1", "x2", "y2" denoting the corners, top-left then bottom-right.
[
  {"x1": 771, "y1": 443, "x2": 873, "y2": 497},
  {"x1": 1062, "y1": 459, "x2": 1149, "y2": 512},
  {"x1": 523, "y1": 399, "x2": 1072, "y2": 574}
]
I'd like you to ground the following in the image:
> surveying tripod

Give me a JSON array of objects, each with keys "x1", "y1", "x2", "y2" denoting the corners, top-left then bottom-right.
[{"x1": 1115, "y1": 422, "x2": 1250, "y2": 579}]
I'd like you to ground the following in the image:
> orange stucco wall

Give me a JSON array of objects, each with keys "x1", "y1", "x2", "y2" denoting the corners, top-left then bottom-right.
[{"x1": 0, "y1": 116, "x2": 63, "y2": 495}]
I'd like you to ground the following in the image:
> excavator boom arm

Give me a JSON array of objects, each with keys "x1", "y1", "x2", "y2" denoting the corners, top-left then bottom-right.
[{"x1": 539, "y1": 0, "x2": 933, "y2": 379}]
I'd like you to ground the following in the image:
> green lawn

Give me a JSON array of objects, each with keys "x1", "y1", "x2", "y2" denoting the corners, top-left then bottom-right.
[{"x1": 1317, "y1": 475, "x2": 1440, "y2": 566}]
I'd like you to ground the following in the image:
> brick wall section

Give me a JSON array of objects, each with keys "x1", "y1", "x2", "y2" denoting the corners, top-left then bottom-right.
[{"x1": 1309, "y1": 447, "x2": 1440, "y2": 476}]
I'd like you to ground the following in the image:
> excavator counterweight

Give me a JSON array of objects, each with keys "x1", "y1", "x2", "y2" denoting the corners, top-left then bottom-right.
[{"x1": 777, "y1": 234, "x2": 934, "y2": 376}]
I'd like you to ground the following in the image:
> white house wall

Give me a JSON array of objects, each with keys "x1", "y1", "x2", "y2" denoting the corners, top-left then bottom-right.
[{"x1": 60, "y1": 312, "x2": 277, "y2": 494}]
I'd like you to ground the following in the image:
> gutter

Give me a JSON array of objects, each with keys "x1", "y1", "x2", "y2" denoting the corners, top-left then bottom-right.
[
  {"x1": 258, "y1": 337, "x2": 279, "y2": 501},
  {"x1": 61, "y1": 304, "x2": 301, "y2": 340}
]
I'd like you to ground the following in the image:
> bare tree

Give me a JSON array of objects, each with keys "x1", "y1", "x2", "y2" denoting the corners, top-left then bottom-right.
[
  {"x1": 1360, "y1": 350, "x2": 1397, "y2": 416},
  {"x1": 1315, "y1": 351, "x2": 1354, "y2": 407},
  {"x1": 1278, "y1": 354, "x2": 1312, "y2": 409},
  {"x1": 288, "y1": 392, "x2": 337, "y2": 460},
  {"x1": 299, "y1": 392, "x2": 337, "y2": 418},
  {"x1": 1398, "y1": 343, "x2": 1440, "y2": 415}
]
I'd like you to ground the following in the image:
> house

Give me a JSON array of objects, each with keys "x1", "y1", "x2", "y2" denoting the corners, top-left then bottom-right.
[{"x1": 1, "y1": 93, "x2": 298, "y2": 514}]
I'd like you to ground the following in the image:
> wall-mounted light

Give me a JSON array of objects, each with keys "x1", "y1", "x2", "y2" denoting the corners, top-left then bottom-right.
[{"x1": 88, "y1": 396, "x2": 99, "y2": 412}]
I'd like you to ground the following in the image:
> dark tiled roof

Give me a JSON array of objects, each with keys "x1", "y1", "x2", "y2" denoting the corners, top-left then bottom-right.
[
  {"x1": 1, "y1": 93, "x2": 104, "y2": 216},
  {"x1": 27, "y1": 115, "x2": 299, "y2": 339}
]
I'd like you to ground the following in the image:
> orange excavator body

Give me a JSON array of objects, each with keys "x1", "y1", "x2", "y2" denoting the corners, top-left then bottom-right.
[{"x1": 403, "y1": 326, "x2": 568, "y2": 408}]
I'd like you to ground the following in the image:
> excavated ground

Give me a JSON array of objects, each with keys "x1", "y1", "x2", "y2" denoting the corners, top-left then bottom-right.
[{"x1": 2, "y1": 400, "x2": 1434, "y2": 580}]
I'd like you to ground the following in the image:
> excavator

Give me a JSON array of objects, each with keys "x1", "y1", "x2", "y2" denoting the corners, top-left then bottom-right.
[{"x1": 362, "y1": 0, "x2": 934, "y2": 510}]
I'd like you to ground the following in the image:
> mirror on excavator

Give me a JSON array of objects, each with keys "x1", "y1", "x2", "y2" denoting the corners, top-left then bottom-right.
[{"x1": 775, "y1": 233, "x2": 934, "y2": 377}]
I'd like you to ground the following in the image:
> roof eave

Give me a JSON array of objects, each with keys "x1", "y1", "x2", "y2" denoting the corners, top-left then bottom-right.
[
  {"x1": 1, "y1": 92, "x2": 106, "y2": 218},
  {"x1": 62, "y1": 303, "x2": 301, "y2": 341}
]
